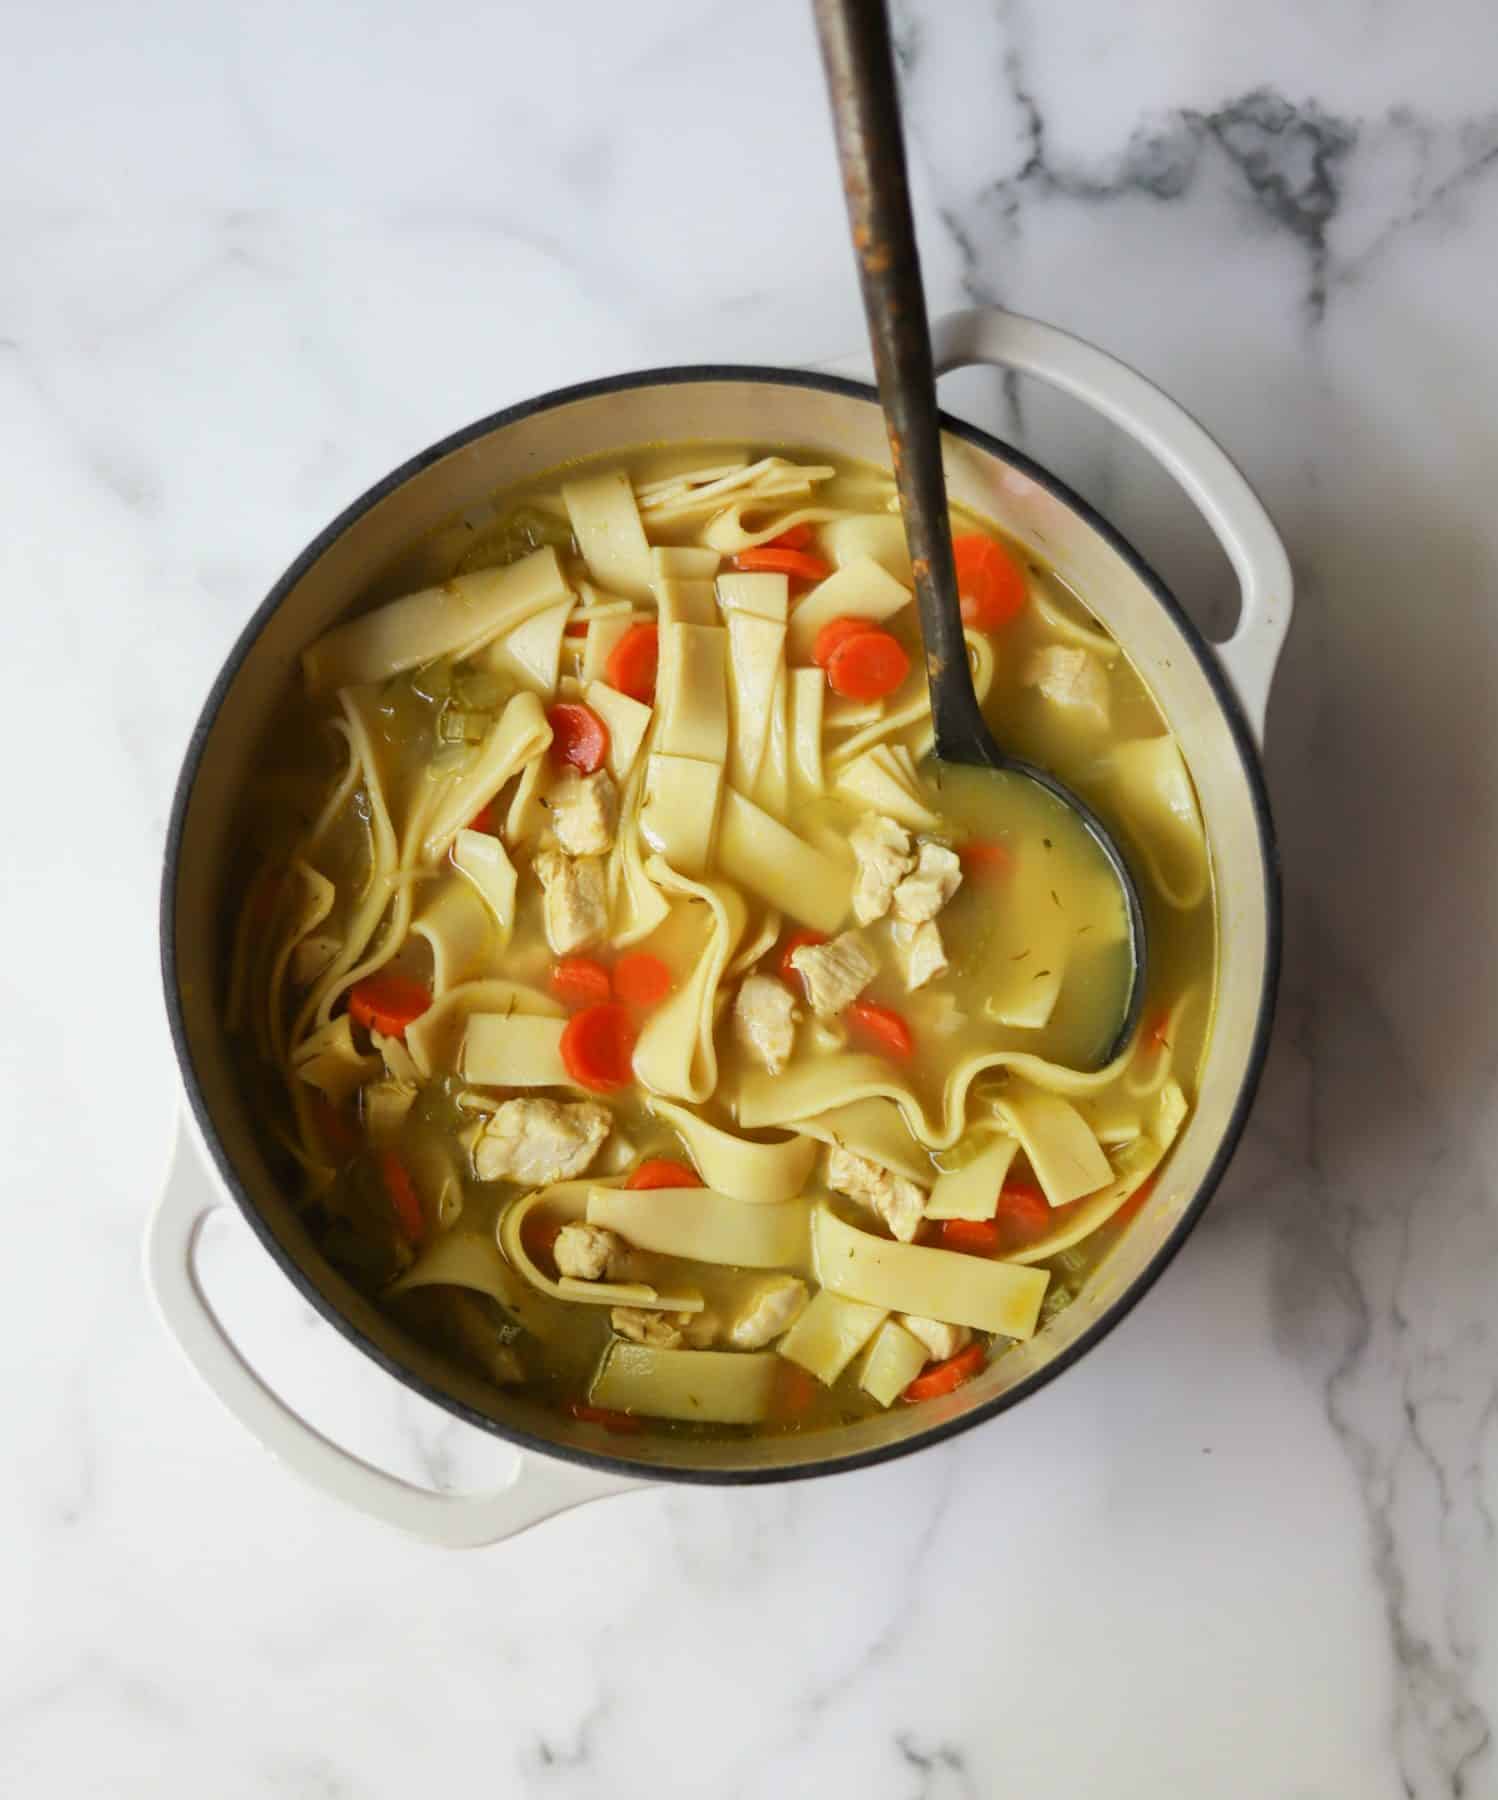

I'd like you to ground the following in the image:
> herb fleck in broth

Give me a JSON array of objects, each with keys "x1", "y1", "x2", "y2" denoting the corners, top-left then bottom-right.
[{"x1": 228, "y1": 443, "x2": 1216, "y2": 1441}]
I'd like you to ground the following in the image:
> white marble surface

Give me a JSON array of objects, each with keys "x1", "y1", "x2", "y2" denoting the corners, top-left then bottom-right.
[{"x1": 4, "y1": 1, "x2": 1496, "y2": 1793}]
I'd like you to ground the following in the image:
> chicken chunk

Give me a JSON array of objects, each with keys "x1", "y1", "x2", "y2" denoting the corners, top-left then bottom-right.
[
  {"x1": 898, "y1": 1315, "x2": 973, "y2": 1363},
  {"x1": 553, "y1": 1221, "x2": 626, "y2": 1281},
  {"x1": 892, "y1": 843, "x2": 963, "y2": 925},
  {"x1": 733, "y1": 973, "x2": 800, "y2": 1074},
  {"x1": 850, "y1": 813, "x2": 914, "y2": 925},
  {"x1": 790, "y1": 930, "x2": 878, "y2": 1017},
  {"x1": 891, "y1": 918, "x2": 948, "y2": 991},
  {"x1": 534, "y1": 850, "x2": 608, "y2": 953},
  {"x1": 1022, "y1": 645, "x2": 1111, "y2": 728},
  {"x1": 825, "y1": 1145, "x2": 928, "y2": 1243},
  {"x1": 549, "y1": 767, "x2": 619, "y2": 856},
  {"x1": 609, "y1": 1305, "x2": 717, "y2": 1349},
  {"x1": 471, "y1": 1097, "x2": 611, "y2": 1185},
  {"x1": 728, "y1": 1277, "x2": 809, "y2": 1349}
]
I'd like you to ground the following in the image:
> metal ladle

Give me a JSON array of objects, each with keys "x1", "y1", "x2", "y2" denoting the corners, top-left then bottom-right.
[{"x1": 813, "y1": 0, "x2": 1147, "y2": 1063}]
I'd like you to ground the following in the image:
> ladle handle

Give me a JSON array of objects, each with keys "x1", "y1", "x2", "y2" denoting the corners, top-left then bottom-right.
[{"x1": 813, "y1": 0, "x2": 983, "y2": 754}]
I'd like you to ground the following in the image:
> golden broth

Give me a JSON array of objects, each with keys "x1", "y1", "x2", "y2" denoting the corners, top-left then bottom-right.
[{"x1": 228, "y1": 443, "x2": 1216, "y2": 1440}]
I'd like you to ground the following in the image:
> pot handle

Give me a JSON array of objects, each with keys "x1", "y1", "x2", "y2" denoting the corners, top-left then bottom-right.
[
  {"x1": 144, "y1": 1126, "x2": 642, "y2": 1548},
  {"x1": 928, "y1": 308, "x2": 1292, "y2": 745}
]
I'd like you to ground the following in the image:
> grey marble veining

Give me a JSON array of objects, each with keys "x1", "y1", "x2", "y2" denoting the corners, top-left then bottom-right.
[{"x1": 2, "y1": 1, "x2": 1495, "y2": 1794}]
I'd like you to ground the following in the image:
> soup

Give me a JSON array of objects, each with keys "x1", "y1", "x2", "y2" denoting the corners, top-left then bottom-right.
[{"x1": 228, "y1": 446, "x2": 1214, "y2": 1438}]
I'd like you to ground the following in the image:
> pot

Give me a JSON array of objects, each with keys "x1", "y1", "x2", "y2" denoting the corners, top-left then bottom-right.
[{"x1": 148, "y1": 307, "x2": 1288, "y2": 1546}]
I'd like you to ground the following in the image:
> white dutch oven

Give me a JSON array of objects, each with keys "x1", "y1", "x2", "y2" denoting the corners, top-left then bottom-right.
[{"x1": 148, "y1": 308, "x2": 1289, "y2": 1546}]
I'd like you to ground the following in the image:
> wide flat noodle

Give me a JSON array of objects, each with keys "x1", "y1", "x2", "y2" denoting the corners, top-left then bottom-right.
[
  {"x1": 859, "y1": 1319, "x2": 929, "y2": 1407},
  {"x1": 412, "y1": 875, "x2": 496, "y2": 993},
  {"x1": 590, "y1": 1343, "x2": 778, "y2": 1424},
  {"x1": 638, "y1": 753, "x2": 724, "y2": 879},
  {"x1": 265, "y1": 860, "x2": 336, "y2": 1063},
  {"x1": 996, "y1": 1085, "x2": 1111, "y2": 1206},
  {"x1": 725, "y1": 904, "x2": 782, "y2": 980},
  {"x1": 302, "y1": 548, "x2": 570, "y2": 694},
  {"x1": 1110, "y1": 736, "x2": 1210, "y2": 909},
  {"x1": 632, "y1": 858, "x2": 746, "y2": 1102},
  {"x1": 1032, "y1": 581, "x2": 1119, "y2": 661},
  {"x1": 646, "y1": 1098, "x2": 817, "y2": 1203},
  {"x1": 484, "y1": 598, "x2": 572, "y2": 695},
  {"x1": 563, "y1": 470, "x2": 653, "y2": 601},
  {"x1": 498, "y1": 1181, "x2": 703, "y2": 1312},
  {"x1": 785, "y1": 555, "x2": 911, "y2": 662},
  {"x1": 582, "y1": 680, "x2": 652, "y2": 784},
  {"x1": 644, "y1": 456, "x2": 833, "y2": 529},
  {"x1": 608, "y1": 757, "x2": 672, "y2": 946},
  {"x1": 406, "y1": 978, "x2": 563, "y2": 1079},
  {"x1": 463, "y1": 1014, "x2": 571, "y2": 1087},
  {"x1": 452, "y1": 828, "x2": 518, "y2": 945},
  {"x1": 792, "y1": 1096, "x2": 934, "y2": 1184},
  {"x1": 822, "y1": 514, "x2": 911, "y2": 583},
  {"x1": 297, "y1": 685, "x2": 406, "y2": 1038},
  {"x1": 716, "y1": 790, "x2": 853, "y2": 934},
  {"x1": 813, "y1": 1203, "x2": 1049, "y2": 1338},
  {"x1": 587, "y1": 1187, "x2": 810, "y2": 1268},
  {"x1": 411, "y1": 690, "x2": 553, "y2": 865},
  {"x1": 387, "y1": 1229, "x2": 553, "y2": 1334},
  {"x1": 834, "y1": 745, "x2": 942, "y2": 832},
  {"x1": 656, "y1": 623, "x2": 729, "y2": 763},
  {"x1": 1009, "y1": 1079, "x2": 1188, "y2": 1264},
  {"x1": 725, "y1": 610, "x2": 786, "y2": 794},
  {"x1": 699, "y1": 501, "x2": 854, "y2": 553},
  {"x1": 292, "y1": 1014, "x2": 380, "y2": 1105},
  {"x1": 777, "y1": 1288, "x2": 886, "y2": 1384},
  {"x1": 788, "y1": 667, "x2": 825, "y2": 797},
  {"x1": 924, "y1": 1132, "x2": 1020, "y2": 1221},
  {"x1": 737, "y1": 1034, "x2": 1135, "y2": 1152}
]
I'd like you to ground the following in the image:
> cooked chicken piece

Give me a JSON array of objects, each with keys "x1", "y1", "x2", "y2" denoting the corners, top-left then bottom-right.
[
  {"x1": 891, "y1": 918, "x2": 948, "y2": 991},
  {"x1": 534, "y1": 850, "x2": 609, "y2": 953},
  {"x1": 609, "y1": 1305, "x2": 715, "y2": 1349},
  {"x1": 1022, "y1": 645, "x2": 1111, "y2": 727},
  {"x1": 553, "y1": 1221, "x2": 626, "y2": 1281},
  {"x1": 892, "y1": 843, "x2": 963, "y2": 925},
  {"x1": 471, "y1": 1097, "x2": 611, "y2": 1185},
  {"x1": 728, "y1": 1277, "x2": 809, "y2": 1349},
  {"x1": 825, "y1": 1145, "x2": 928, "y2": 1243},
  {"x1": 790, "y1": 930, "x2": 878, "y2": 1017},
  {"x1": 549, "y1": 767, "x2": 619, "y2": 856},
  {"x1": 733, "y1": 973, "x2": 800, "y2": 1074},
  {"x1": 850, "y1": 813, "x2": 914, "y2": 925},
  {"x1": 291, "y1": 932, "x2": 341, "y2": 987},
  {"x1": 898, "y1": 1315, "x2": 973, "y2": 1363}
]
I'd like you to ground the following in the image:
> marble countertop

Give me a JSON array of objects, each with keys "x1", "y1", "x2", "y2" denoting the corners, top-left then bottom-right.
[{"x1": 5, "y1": 1, "x2": 1496, "y2": 1794}]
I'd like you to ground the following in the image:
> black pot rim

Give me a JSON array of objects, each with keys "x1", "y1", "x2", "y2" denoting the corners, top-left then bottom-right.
[{"x1": 161, "y1": 361, "x2": 1283, "y2": 1488}]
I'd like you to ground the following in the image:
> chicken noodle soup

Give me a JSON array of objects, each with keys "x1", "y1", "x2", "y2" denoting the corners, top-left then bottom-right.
[{"x1": 229, "y1": 445, "x2": 1214, "y2": 1436}]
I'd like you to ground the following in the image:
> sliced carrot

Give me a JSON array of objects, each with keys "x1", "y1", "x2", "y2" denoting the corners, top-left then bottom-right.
[
  {"x1": 348, "y1": 971, "x2": 431, "y2": 1039},
  {"x1": 569, "y1": 1402, "x2": 644, "y2": 1435},
  {"x1": 953, "y1": 533, "x2": 1027, "y2": 631},
  {"x1": 613, "y1": 952, "x2": 673, "y2": 1007},
  {"x1": 731, "y1": 546, "x2": 832, "y2": 583},
  {"x1": 766, "y1": 523, "x2": 814, "y2": 551},
  {"x1": 904, "y1": 1339, "x2": 986, "y2": 1402},
  {"x1": 779, "y1": 928, "x2": 827, "y2": 990},
  {"x1": 995, "y1": 1181, "x2": 1052, "y2": 1250},
  {"x1": 605, "y1": 622, "x2": 659, "y2": 702},
  {"x1": 626, "y1": 1159, "x2": 702, "y2": 1190},
  {"x1": 771, "y1": 1360, "x2": 820, "y2": 1420},
  {"x1": 564, "y1": 619, "x2": 589, "y2": 638},
  {"x1": 467, "y1": 801, "x2": 498, "y2": 836},
  {"x1": 380, "y1": 1150, "x2": 425, "y2": 1246},
  {"x1": 826, "y1": 628, "x2": 910, "y2": 701},
  {"x1": 811, "y1": 615, "x2": 870, "y2": 669},
  {"x1": 547, "y1": 701, "x2": 610, "y2": 775},
  {"x1": 560, "y1": 1002, "x2": 637, "y2": 1092},
  {"x1": 846, "y1": 999, "x2": 913, "y2": 1060},
  {"x1": 940, "y1": 1218, "x2": 1003, "y2": 1256},
  {"x1": 1145, "y1": 1010, "x2": 1172, "y2": 1049},
  {"x1": 961, "y1": 841, "x2": 1014, "y2": 880},
  {"x1": 551, "y1": 956, "x2": 613, "y2": 1007}
]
